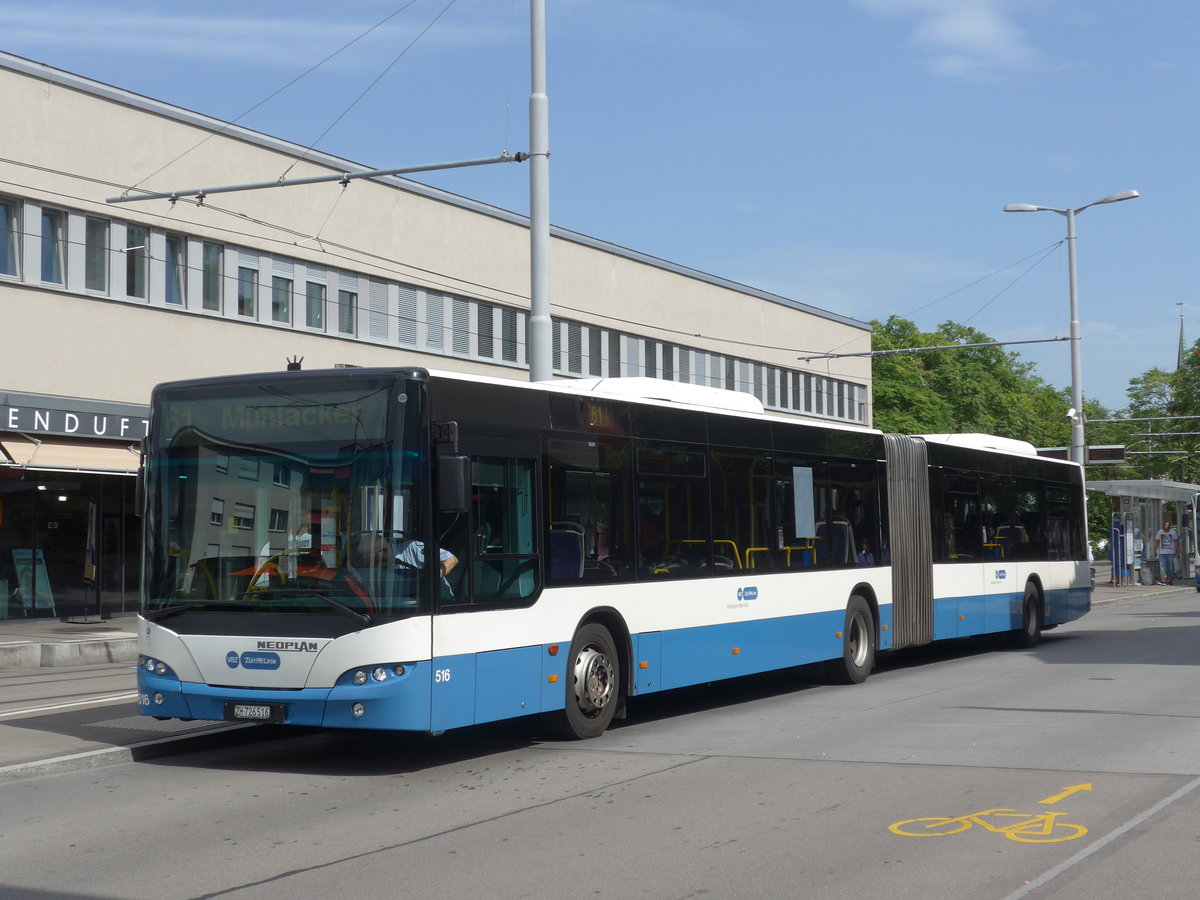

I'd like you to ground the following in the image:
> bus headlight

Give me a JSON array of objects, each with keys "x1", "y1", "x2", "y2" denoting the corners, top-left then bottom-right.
[
  {"x1": 371, "y1": 666, "x2": 388, "y2": 682},
  {"x1": 139, "y1": 656, "x2": 174, "y2": 679},
  {"x1": 352, "y1": 702, "x2": 366, "y2": 718},
  {"x1": 353, "y1": 670, "x2": 368, "y2": 686}
]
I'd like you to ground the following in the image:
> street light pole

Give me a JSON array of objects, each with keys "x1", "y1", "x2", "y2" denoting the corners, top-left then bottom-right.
[{"x1": 1003, "y1": 190, "x2": 1139, "y2": 466}]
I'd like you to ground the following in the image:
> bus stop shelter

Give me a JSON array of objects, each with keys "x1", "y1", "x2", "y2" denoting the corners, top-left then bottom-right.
[{"x1": 1087, "y1": 479, "x2": 1200, "y2": 584}]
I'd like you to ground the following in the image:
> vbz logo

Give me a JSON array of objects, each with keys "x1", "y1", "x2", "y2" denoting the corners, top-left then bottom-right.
[
  {"x1": 994, "y1": 569, "x2": 1007, "y2": 582},
  {"x1": 226, "y1": 651, "x2": 240, "y2": 669},
  {"x1": 737, "y1": 586, "x2": 758, "y2": 602}
]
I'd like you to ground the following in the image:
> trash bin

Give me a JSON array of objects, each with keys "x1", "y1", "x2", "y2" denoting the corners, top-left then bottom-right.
[{"x1": 1141, "y1": 557, "x2": 1160, "y2": 585}]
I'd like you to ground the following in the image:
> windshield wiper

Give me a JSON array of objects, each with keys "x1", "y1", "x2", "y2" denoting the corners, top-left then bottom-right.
[
  {"x1": 233, "y1": 588, "x2": 372, "y2": 627},
  {"x1": 143, "y1": 600, "x2": 255, "y2": 622}
]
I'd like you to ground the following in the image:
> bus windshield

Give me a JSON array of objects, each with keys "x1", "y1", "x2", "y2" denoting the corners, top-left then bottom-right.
[{"x1": 142, "y1": 375, "x2": 431, "y2": 622}]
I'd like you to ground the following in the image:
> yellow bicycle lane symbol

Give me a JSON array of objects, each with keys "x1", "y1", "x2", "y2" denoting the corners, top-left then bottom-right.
[{"x1": 889, "y1": 784, "x2": 1092, "y2": 844}]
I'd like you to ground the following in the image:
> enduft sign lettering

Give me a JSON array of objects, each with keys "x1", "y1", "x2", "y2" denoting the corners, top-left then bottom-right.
[{"x1": 5, "y1": 407, "x2": 149, "y2": 440}]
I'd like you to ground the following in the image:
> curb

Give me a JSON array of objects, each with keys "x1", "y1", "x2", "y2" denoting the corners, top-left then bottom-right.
[
  {"x1": 0, "y1": 637, "x2": 137, "y2": 670},
  {"x1": 0, "y1": 722, "x2": 277, "y2": 782}
]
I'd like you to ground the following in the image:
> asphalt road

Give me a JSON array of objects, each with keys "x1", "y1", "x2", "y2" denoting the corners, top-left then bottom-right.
[{"x1": 2, "y1": 593, "x2": 1199, "y2": 899}]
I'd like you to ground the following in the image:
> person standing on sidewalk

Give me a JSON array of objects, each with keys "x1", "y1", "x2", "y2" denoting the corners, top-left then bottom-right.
[{"x1": 1155, "y1": 521, "x2": 1178, "y2": 585}]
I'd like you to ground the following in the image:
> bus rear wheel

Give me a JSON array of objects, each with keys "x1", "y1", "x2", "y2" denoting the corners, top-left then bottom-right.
[
  {"x1": 1013, "y1": 584, "x2": 1042, "y2": 648},
  {"x1": 545, "y1": 623, "x2": 620, "y2": 740},
  {"x1": 834, "y1": 594, "x2": 875, "y2": 684}
]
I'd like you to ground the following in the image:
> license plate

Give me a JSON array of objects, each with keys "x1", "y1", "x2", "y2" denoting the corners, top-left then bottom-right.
[{"x1": 224, "y1": 702, "x2": 284, "y2": 723}]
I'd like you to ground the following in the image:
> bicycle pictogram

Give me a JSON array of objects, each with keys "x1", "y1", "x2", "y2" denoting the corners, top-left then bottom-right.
[{"x1": 889, "y1": 807, "x2": 1088, "y2": 843}]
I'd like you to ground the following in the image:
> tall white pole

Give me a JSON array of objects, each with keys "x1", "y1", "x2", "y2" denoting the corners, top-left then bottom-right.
[
  {"x1": 1004, "y1": 190, "x2": 1138, "y2": 467},
  {"x1": 1065, "y1": 208, "x2": 1085, "y2": 466},
  {"x1": 527, "y1": 0, "x2": 552, "y2": 382}
]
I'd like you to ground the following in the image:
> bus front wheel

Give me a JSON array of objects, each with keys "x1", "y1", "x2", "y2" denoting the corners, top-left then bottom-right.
[
  {"x1": 545, "y1": 623, "x2": 620, "y2": 739},
  {"x1": 834, "y1": 595, "x2": 875, "y2": 684}
]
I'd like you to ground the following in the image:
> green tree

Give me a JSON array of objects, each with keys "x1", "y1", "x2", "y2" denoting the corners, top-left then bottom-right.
[{"x1": 870, "y1": 316, "x2": 1075, "y2": 448}]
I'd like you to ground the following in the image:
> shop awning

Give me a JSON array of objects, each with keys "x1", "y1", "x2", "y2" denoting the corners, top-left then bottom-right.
[{"x1": 0, "y1": 436, "x2": 140, "y2": 475}]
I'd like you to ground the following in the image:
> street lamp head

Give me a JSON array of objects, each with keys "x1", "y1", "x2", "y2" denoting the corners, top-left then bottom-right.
[
  {"x1": 1003, "y1": 203, "x2": 1044, "y2": 212},
  {"x1": 1094, "y1": 189, "x2": 1139, "y2": 205}
]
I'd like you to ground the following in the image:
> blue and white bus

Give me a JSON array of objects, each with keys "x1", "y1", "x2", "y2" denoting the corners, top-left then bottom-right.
[{"x1": 137, "y1": 366, "x2": 1091, "y2": 738}]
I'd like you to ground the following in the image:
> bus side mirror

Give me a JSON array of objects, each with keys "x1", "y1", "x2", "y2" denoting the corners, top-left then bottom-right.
[{"x1": 438, "y1": 454, "x2": 471, "y2": 514}]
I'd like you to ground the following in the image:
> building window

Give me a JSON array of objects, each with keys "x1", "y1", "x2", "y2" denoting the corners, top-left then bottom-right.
[
  {"x1": 237, "y1": 266, "x2": 257, "y2": 318},
  {"x1": 452, "y1": 297, "x2": 470, "y2": 355},
  {"x1": 210, "y1": 498, "x2": 225, "y2": 526},
  {"x1": 645, "y1": 340, "x2": 658, "y2": 378},
  {"x1": 165, "y1": 234, "x2": 186, "y2": 305},
  {"x1": 426, "y1": 290, "x2": 444, "y2": 351},
  {"x1": 398, "y1": 285, "x2": 417, "y2": 345},
  {"x1": 306, "y1": 281, "x2": 325, "y2": 330},
  {"x1": 41, "y1": 208, "x2": 66, "y2": 284},
  {"x1": 125, "y1": 225, "x2": 148, "y2": 298},
  {"x1": 567, "y1": 322, "x2": 582, "y2": 374},
  {"x1": 215, "y1": 454, "x2": 229, "y2": 474},
  {"x1": 337, "y1": 288, "x2": 356, "y2": 335},
  {"x1": 233, "y1": 503, "x2": 255, "y2": 530},
  {"x1": 272, "y1": 463, "x2": 290, "y2": 487},
  {"x1": 609, "y1": 331, "x2": 622, "y2": 377},
  {"x1": 84, "y1": 217, "x2": 108, "y2": 293},
  {"x1": 0, "y1": 198, "x2": 17, "y2": 277},
  {"x1": 587, "y1": 328, "x2": 600, "y2": 376},
  {"x1": 269, "y1": 508, "x2": 288, "y2": 533},
  {"x1": 477, "y1": 301, "x2": 494, "y2": 359},
  {"x1": 238, "y1": 458, "x2": 259, "y2": 480},
  {"x1": 502, "y1": 308, "x2": 518, "y2": 362},
  {"x1": 202, "y1": 242, "x2": 222, "y2": 311},
  {"x1": 271, "y1": 276, "x2": 291, "y2": 323}
]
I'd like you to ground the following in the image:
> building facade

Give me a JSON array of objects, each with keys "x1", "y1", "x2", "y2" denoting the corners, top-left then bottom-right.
[{"x1": 0, "y1": 51, "x2": 873, "y2": 619}]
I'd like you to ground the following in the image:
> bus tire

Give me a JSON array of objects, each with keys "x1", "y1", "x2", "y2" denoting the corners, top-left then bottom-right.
[
  {"x1": 1013, "y1": 584, "x2": 1042, "y2": 648},
  {"x1": 545, "y1": 623, "x2": 620, "y2": 739},
  {"x1": 834, "y1": 594, "x2": 875, "y2": 684}
]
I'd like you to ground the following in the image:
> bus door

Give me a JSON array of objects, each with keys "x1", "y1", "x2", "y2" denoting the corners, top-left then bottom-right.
[{"x1": 430, "y1": 435, "x2": 540, "y2": 731}]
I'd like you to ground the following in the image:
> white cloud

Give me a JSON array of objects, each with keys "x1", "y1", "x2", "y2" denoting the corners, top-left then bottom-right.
[
  {"x1": 850, "y1": 0, "x2": 1042, "y2": 79},
  {"x1": 0, "y1": 4, "x2": 507, "y2": 69}
]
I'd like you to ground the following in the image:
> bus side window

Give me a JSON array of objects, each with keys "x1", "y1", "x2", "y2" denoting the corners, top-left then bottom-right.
[
  {"x1": 447, "y1": 456, "x2": 539, "y2": 606},
  {"x1": 635, "y1": 443, "x2": 710, "y2": 579},
  {"x1": 546, "y1": 437, "x2": 633, "y2": 584},
  {"x1": 775, "y1": 457, "x2": 827, "y2": 569},
  {"x1": 711, "y1": 447, "x2": 776, "y2": 574}
]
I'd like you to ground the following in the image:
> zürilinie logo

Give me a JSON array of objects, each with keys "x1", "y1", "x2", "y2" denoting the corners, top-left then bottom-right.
[{"x1": 257, "y1": 640, "x2": 320, "y2": 652}]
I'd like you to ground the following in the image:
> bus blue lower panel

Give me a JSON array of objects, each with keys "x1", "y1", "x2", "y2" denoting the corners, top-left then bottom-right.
[
  {"x1": 657, "y1": 608, "x2": 845, "y2": 691},
  {"x1": 1047, "y1": 586, "x2": 1091, "y2": 625},
  {"x1": 932, "y1": 588, "x2": 1092, "y2": 639}
]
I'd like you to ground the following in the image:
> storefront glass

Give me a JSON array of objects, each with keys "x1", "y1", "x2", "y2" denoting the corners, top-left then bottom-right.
[{"x1": 0, "y1": 471, "x2": 138, "y2": 619}]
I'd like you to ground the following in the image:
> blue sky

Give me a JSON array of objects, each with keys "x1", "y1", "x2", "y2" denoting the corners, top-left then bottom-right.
[{"x1": 5, "y1": 0, "x2": 1194, "y2": 410}]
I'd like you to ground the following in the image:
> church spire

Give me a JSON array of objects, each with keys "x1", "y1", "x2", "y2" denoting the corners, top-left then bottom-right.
[{"x1": 1178, "y1": 302, "x2": 1186, "y2": 371}]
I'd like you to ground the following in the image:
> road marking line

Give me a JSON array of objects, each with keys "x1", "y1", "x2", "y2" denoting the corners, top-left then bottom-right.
[
  {"x1": 1039, "y1": 783, "x2": 1092, "y2": 804},
  {"x1": 0, "y1": 692, "x2": 138, "y2": 719},
  {"x1": 1004, "y1": 776, "x2": 1200, "y2": 900}
]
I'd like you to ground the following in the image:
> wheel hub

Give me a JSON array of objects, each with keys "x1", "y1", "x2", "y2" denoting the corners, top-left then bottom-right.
[{"x1": 572, "y1": 646, "x2": 615, "y2": 714}]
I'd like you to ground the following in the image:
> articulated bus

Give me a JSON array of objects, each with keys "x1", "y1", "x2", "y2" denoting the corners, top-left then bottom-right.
[{"x1": 137, "y1": 367, "x2": 1091, "y2": 739}]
